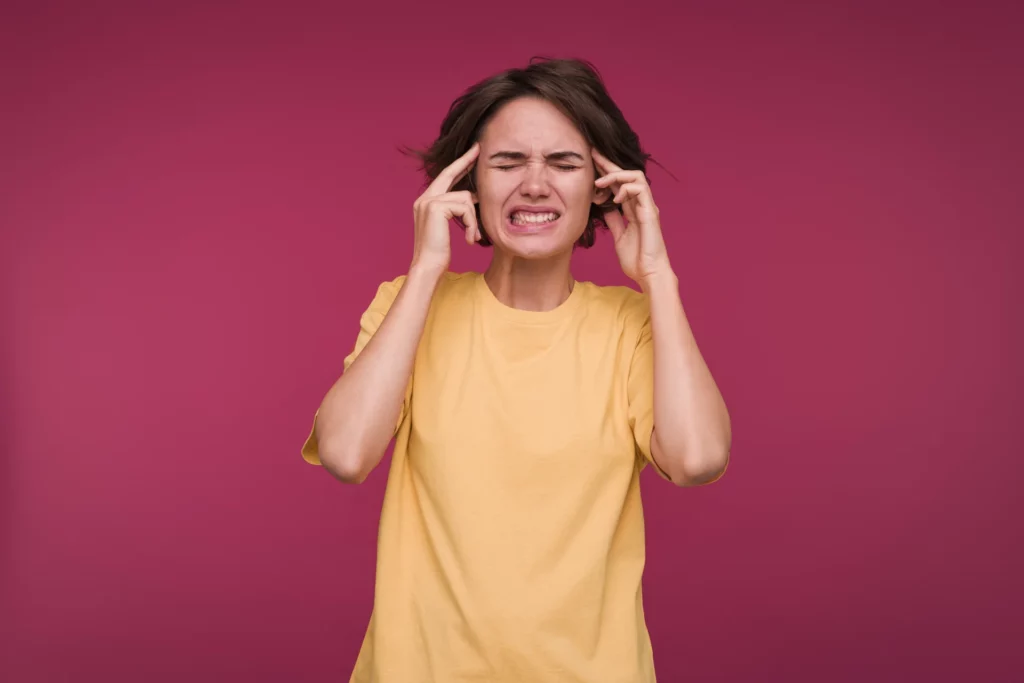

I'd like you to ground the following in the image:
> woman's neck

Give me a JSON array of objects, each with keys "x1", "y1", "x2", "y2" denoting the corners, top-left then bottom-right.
[{"x1": 483, "y1": 250, "x2": 575, "y2": 312}]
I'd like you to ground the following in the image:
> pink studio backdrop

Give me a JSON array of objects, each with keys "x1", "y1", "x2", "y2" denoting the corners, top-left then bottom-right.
[{"x1": 2, "y1": 1, "x2": 1021, "y2": 681}]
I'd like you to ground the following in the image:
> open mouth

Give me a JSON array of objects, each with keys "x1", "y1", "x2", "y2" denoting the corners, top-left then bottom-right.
[{"x1": 507, "y1": 209, "x2": 561, "y2": 232}]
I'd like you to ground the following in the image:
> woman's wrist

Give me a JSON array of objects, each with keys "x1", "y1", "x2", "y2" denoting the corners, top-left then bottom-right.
[
  {"x1": 407, "y1": 262, "x2": 446, "y2": 286},
  {"x1": 639, "y1": 267, "x2": 678, "y2": 295}
]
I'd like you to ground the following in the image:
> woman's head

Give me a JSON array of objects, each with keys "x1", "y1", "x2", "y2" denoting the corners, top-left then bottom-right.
[{"x1": 409, "y1": 57, "x2": 651, "y2": 260}]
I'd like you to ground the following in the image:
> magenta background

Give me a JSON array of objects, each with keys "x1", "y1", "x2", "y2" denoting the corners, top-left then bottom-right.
[{"x1": 2, "y1": 1, "x2": 1022, "y2": 681}]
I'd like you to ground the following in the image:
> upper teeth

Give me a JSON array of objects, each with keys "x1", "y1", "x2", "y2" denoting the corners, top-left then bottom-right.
[{"x1": 512, "y1": 212, "x2": 558, "y2": 224}]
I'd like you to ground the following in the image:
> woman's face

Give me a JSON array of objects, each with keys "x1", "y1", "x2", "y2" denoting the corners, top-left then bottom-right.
[{"x1": 475, "y1": 97, "x2": 606, "y2": 259}]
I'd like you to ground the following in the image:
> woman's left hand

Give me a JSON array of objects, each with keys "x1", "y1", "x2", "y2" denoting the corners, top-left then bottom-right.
[{"x1": 592, "y1": 149, "x2": 671, "y2": 286}]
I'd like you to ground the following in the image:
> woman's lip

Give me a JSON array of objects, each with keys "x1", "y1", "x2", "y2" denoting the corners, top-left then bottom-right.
[{"x1": 506, "y1": 214, "x2": 559, "y2": 233}]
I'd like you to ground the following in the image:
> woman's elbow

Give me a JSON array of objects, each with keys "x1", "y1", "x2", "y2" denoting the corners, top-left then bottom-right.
[
  {"x1": 677, "y1": 450, "x2": 729, "y2": 487},
  {"x1": 319, "y1": 439, "x2": 372, "y2": 484}
]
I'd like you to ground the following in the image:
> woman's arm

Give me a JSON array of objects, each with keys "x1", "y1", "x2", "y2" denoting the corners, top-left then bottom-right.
[
  {"x1": 315, "y1": 144, "x2": 482, "y2": 483},
  {"x1": 644, "y1": 270, "x2": 731, "y2": 486},
  {"x1": 591, "y1": 149, "x2": 730, "y2": 487},
  {"x1": 313, "y1": 266, "x2": 440, "y2": 483}
]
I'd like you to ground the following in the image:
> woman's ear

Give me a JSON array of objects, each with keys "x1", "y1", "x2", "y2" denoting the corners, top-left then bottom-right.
[
  {"x1": 591, "y1": 159, "x2": 612, "y2": 205},
  {"x1": 458, "y1": 167, "x2": 478, "y2": 194}
]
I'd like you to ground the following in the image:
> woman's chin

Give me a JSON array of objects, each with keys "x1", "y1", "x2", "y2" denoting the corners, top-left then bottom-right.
[{"x1": 495, "y1": 231, "x2": 576, "y2": 259}]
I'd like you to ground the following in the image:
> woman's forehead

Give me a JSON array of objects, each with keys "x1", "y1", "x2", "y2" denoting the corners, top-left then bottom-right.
[{"x1": 479, "y1": 98, "x2": 587, "y2": 152}]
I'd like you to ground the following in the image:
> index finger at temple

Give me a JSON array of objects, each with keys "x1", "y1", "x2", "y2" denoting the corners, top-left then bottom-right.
[
  {"x1": 591, "y1": 148, "x2": 622, "y2": 174},
  {"x1": 429, "y1": 142, "x2": 481, "y2": 195}
]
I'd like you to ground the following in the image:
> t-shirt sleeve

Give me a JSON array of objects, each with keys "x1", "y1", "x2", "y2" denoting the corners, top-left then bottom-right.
[
  {"x1": 301, "y1": 275, "x2": 410, "y2": 465},
  {"x1": 627, "y1": 310, "x2": 673, "y2": 481}
]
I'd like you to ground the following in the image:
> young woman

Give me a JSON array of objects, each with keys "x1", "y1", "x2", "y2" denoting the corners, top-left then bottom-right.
[{"x1": 302, "y1": 57, "x2": 731, "y2": 683}]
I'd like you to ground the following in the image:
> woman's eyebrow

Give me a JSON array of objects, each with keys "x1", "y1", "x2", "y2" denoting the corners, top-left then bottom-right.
[
  {"x1": 488, "y1": 150, "x2": 585, "y2": 162},
  {"x1": 547, "y1": 151, "x2": 585, "y2": 162}
]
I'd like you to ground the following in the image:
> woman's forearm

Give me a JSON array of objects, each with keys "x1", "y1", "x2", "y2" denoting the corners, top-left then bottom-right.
[
  {"x1": 643, "y1": 269, "x2": 731, "y2": 486},
  {"x1": 314, "y1": 266, "x2": 442, "y2": 483}
]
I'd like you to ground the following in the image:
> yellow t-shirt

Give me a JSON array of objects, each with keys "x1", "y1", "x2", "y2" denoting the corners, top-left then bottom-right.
[{"x1": 303, "y1": 271, "x2": 669, "y2": 683}]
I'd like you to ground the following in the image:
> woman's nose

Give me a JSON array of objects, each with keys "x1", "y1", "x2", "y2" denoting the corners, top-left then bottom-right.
[{"x1": 519, "y1": 163, "x2": 551, "y2": 197}]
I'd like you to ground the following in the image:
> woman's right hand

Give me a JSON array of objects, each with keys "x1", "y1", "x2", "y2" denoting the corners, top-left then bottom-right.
[{"x1": 410, "y1": 142, "x2": 481, "y2": 275}]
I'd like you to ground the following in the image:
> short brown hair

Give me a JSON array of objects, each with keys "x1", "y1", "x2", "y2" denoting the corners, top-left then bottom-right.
[{"x1": 404, "y1": 57, "x2": 653, "y2": 248}]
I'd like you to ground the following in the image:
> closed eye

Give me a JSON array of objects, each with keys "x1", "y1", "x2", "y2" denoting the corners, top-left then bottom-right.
[{"x1": 496, "y1": 164, "x2": 580, "y2": 171}]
